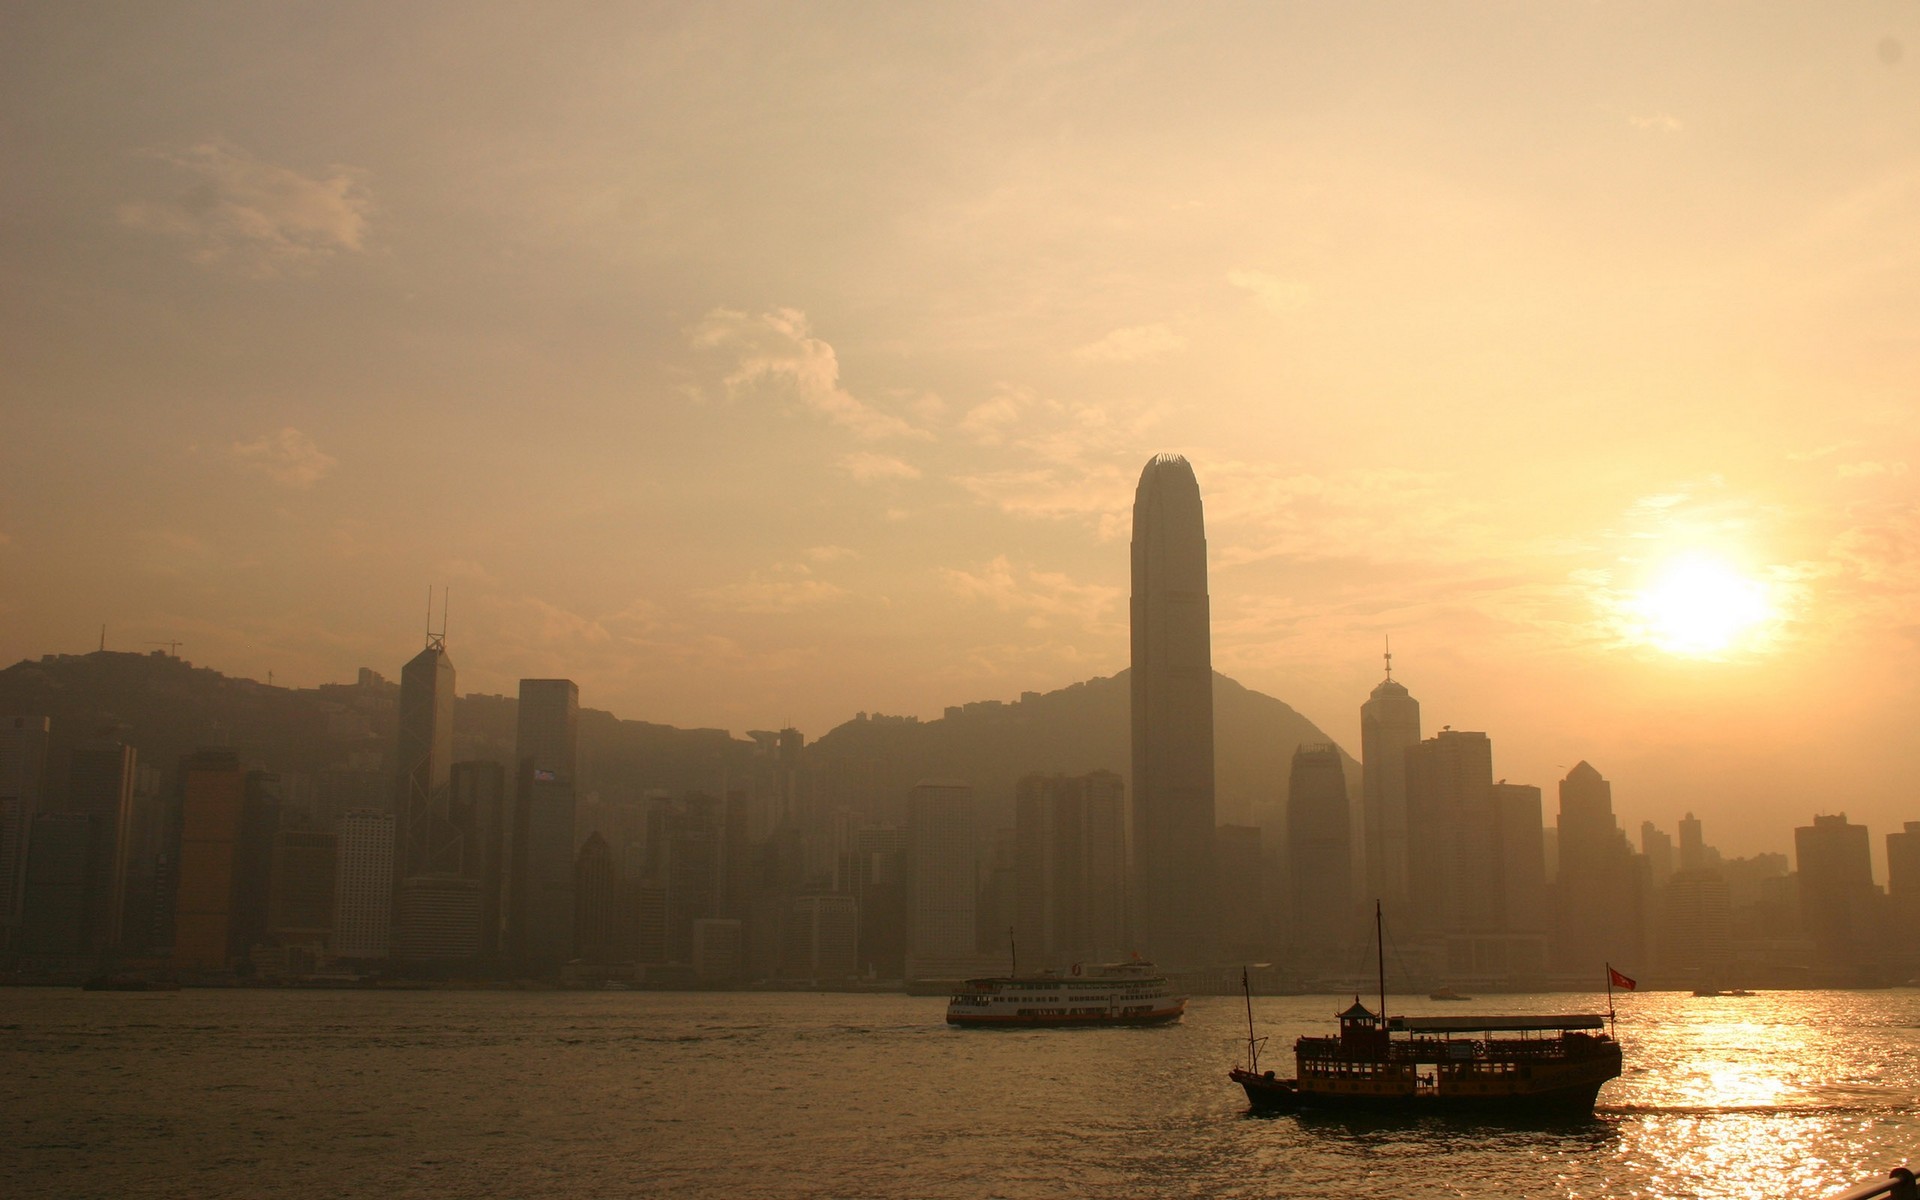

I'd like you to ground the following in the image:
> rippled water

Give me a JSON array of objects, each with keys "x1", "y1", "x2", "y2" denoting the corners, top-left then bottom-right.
[{"x1": 5, "y1": 987, "x2": 1917, "y2": 1198}]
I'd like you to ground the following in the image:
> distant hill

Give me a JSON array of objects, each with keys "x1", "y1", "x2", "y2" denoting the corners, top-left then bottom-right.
[
  {"x1": 0, "y1": 652, "x2": 1359, "y2": 834},
  {"x1": 805, "y1": 669, "x2": 1358, "y2": 835}
]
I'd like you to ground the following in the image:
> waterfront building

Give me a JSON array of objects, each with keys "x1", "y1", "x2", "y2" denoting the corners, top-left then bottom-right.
[
  {"x1": 573, "y1": 832, "x2": 618, "y2": 964},
  {"x1": 0, "y1": 716, "x2": 52, "y2": 947},
  {"x1": 907, "y1": 779, "x2": 975, "y2": 974},
  {"x1": 1795, "y1": 813, "x2": 1877, "y2": 981},
  {"x1": 1287, "y1": 744, "x2": 1353, "y2": 960},
  {"x1": 1214, "y1": 824, "x2": 1268, "y2": 962},
  {"x1": 1130, "y1": 453, "x2": 1217, "y2": 966},
  {"x1": 1889, "y1": 821, "x2": 1920, "y2": 967},
  {"x1": 1659, "y1": 869, "x2": 1732, "y2": 976},
  {"x1": 449, "y1": 759, "x2": 508, "y2": 956},
  {"x1": 691, "y1": 917, "x2": 744, "y2": 985},
  {"x1": 785, "y1": 893, "x2": 859, "y2": 983},
  {"x1": 1014, "y1": 771, "x2": 1128, "y2": 969},
  {"x1": 395, "y1": 639, "x2": 458, "y2": 879},
  {"x1": 1551, "y1": 761, "x2": 1645, "y2": 975},
  {"x1": 509, "y1": 678, "x2": 578, "y2": 971},
  {"x1": 392, "y1": 873, "x2": 481, "y2": 961},
  {"x1": 1641, "y1": 821, "x2": 1675, "y2": 890},
  {"x1": 1359, "y1": 655, "x2": 1420, "y2": 913},
  {"x1": 267, "y1": 828, "x2": 337, "y2": 945},
  {"x1": 333, "y1": 809, "x2": 396, "y2": 960},
  {"x1": 66, "y1": 740, "x2": 136, "y2": 953},
  {"x1": 173, "y1": 750, "x2": 247, "y2": 971},
  {"x1": 16, "y1": 812, "x2": 94, "y2": 958}
]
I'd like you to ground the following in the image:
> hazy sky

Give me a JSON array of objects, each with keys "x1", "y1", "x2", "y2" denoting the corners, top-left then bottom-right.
[{"x1": 5, "y1": 3, "x2": 1918, "y2": 859}]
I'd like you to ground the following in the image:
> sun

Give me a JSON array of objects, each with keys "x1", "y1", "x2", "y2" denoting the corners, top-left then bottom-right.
[{"x1": 1625, "y1": 554, "x2": 1775, "y2": 656}]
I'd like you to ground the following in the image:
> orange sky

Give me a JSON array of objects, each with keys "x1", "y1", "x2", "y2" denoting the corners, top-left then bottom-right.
[{"x1": 3, "y1": 3, "x2": 1918, "y2": 862}]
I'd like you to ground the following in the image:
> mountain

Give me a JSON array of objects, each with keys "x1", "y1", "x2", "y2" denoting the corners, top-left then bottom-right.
[
  {"x1": 0, "y1": 652, "x2": 1359, "y2": 833},
  {"x1": 804, "y1": 669, "x2": 1359, "y2": 835}
]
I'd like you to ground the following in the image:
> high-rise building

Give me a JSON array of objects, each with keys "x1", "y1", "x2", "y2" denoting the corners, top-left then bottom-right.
[
  {"x1": 1213, "y1": 825, "x2": 1268, "y2": 961},
  {"x1": 573, "y1": 832, "x2": 618, "y2": 964},
  {"x1": 449, "y1": 759, "x2": 508, "y2": 957},
  {"x1": 1359, "y1": 653, "x2": 1420, "y2": 912},
  {"x1": 0, "y1": 716, "x2": 52, "y2": 945},
  {"x1": 1551, "y1": 761, "x2": 1645, "y2": 974},
  {"x1": 267, "y1": 829, "x2": 337, "y2": 946},
  {"x1": 1660, "y1": 869, "x2": 1732, "y2": 976},
  {"x1": 395, "y1": 638, "x2": 457, "y2": 879},
  {"x1": 392, "y1": 874, "x2": 481, "y2": 961},
  {"x1": 1130, "y1": 453, "x2": 1216, "y2": 966},
  {"x1": 691, "y1": 918, "x2": 744, "y2": 985},
  {"x1": 1678, "y1": 812, "x2": 1706, "y2": 873},
  {"x1": 785, "y1": 893, "x2": 859, "y2": 982},
  {"x1": 1795, "y1": 813, "x2": 1877, "y2": 981},
  {"x1": 1640, "y1": 821, "x2": 1675, "y2": 890},
  {"x1": 66, "y1": 740, "x2": 136, "y2": 954},
  {"x1": 16, "y1": 812, "x2": 94, "y2": 958},
  {"x1": 1286, "y1": 744, "x2": 1353, "y2": 958},
  {"x1": 333, "y1": 809, "x2": 396, "y2": 960},
  {"x1": 172, "y1": 750, "x2": 247, "y2": 971},
  {"x1": 1887, "y1": 821, "x2": 1920, "y2": 968},
  {"x1": 1404, "y1": 730, "x2": 1497, "y2": 934},
  {"x1": 509, "y1": 678, "x2": 578, "y2": 972},
  {"x1": 907, "y1": 779, "x2": 975, "y2": 974},
  {"x1": 1014, "y1": 771, "x2": 1128, "y2": 969},
  {"x1": 642, "y1": 792, "x2": 725, "y2": 964}
]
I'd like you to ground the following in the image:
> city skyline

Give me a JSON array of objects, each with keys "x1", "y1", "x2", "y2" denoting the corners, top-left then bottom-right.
[{"x1": 5, "y1": 5, "x2": 1920, "y2": 858}]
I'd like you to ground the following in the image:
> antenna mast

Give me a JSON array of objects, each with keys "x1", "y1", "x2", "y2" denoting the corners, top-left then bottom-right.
[{"x1": 1384, "y1": 635, "x2": 1393, "y2": 681}]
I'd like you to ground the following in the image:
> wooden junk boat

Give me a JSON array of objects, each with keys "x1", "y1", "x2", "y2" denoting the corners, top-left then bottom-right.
[{"x1": 1230, "y1": 904, "x2": 1622, "y2": 1116}]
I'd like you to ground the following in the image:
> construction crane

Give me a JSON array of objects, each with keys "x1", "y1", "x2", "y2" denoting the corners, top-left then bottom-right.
[{"x1": 146, "y1": 640, "x2": 184, "y2": 657}]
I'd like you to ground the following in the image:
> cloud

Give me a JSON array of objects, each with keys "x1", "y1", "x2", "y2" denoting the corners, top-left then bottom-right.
[
  {"x1": 939, "y1": 555, "x2": 1123, "y2": 632},
  {"x1": 117, "y1": 141, "x2": 371, "y2": 274},
  {"x1": 1073, "y1": 323, "x2": 1188, "y2": 364},
  {"x1": 697, "y1": 565, "x2": 851, "y2": 613},
  {"x1": 807, "y1": 544, "x2": 860, "y2": 563},
  {"x1": 231, "y1": 427, "x2": 337, "y2": 487},
  {"x1": 838, "y1": 452, "x2": 922, "y2": 482},
  {"x1": 690, "y1": 307, "x2": 927, "y2": 441},
  {"x1": 1227, "y1": 268, "x2": 1312, "y2": 317},
  {"x1": 1837, "y1": 461, "x2": 1908, "y2": 479},
  {"x1": 956, "y1": 391, "x2": 1025, "y2": 445},
  {"x1": 1629, "y1": 113, "x2": 1683, "y2": 133}
]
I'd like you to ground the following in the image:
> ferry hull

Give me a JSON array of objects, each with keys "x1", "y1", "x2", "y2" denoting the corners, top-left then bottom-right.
[
  {"x1": 1231, "y1": 1067, "x2": 1613, "y2": 1117},
  {"x1": 948, "y1": 1004, "x2": 1185, "y2": 1028}
]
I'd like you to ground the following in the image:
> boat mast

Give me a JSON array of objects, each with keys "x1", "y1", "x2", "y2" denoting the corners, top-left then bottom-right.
[
  {"x1": 1242, "y1": 966, "x2": 1259, "y2": 1072},
  {"x1": 1376, "y1": 900, "x2": 1387, "y2": 1028},
  {"x1": 1008, "y1": 925, "x2": 1017, "y2": 978}
]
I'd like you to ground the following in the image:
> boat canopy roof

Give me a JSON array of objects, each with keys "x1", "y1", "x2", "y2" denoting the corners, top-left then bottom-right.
[{"x1": 1388, "y1": 1014, "x2": 1607, "y2": 1033}]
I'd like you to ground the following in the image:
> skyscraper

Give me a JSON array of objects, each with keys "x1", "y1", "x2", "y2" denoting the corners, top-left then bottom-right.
[
  {"x1": 1286, "y1": 744, "x2": 1353, "y2": 959},
  {"x1": 1130, "y1": 453, "x2": 1215, "y2": 966},
  {"x1": 66, "y1": 741, "x2": 136, "y2": 953},
  {"x1": 1795, "y1": 813, "x2": 1876, "y2": 981},
  {"x1": 1551, "y1": 761, "x2": 1645, "y2": 973},
  {"x1": 0, "y1": 716, "x2": 52, "y2": 946},
  {"x1": 509, "y1": 678, "x2": 578, "y2": 971},
  {"x1": 1360, "y1": 652, "x2": 1420, "y2": 911},
  {"x1": 332, "y1": 809, "x2": 396, "y2": 960},
  {"x1": 1014, "y1": 771, "x2": 1128, "y2": 969},
  {"x1": 395, "y1": 636, "x2": 457, "y2": 879},
  {"x1": 173, "y1": 749, "x2": 246, "y2": 971},
  {"x1": 906, "y1": 779, "x2": 975, "y2": 974}
]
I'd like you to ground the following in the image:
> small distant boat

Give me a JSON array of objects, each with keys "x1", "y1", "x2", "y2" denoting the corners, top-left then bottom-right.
[
  {"x1": 946, "y1": 957, "x2": 1185, "y2": 1027},
  {"x1": 1693, "y1": 987, "x2": 1753, "y2": 998},
  {"x1": 1229, "y1": 903, "x2": 1622, "y2": 1116},
  {"x1": 1429, "y1": 987, "x2": 1473, "y2": 1002}
]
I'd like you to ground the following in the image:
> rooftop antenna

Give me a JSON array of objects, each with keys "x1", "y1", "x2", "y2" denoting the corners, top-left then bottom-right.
[
  {"x1": 99, "y1": 625, "x2": 106, "y2": 652},
  {"x1": 1384, "y1": 634, "x2": 1393, "y2": 681},
  {"x1": 425, "y1": 586, "x2": 448, "y2": 652}
]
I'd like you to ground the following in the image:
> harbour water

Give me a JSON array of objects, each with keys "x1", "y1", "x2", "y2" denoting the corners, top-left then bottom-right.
[{"x1": 6, "y1": 986, "x2": 1918, "y2": 1198}]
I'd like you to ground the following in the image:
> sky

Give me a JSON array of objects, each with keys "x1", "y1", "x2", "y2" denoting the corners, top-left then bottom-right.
[{"x1": 3, "y1": 2, "x2": 1918, "y2": 862}]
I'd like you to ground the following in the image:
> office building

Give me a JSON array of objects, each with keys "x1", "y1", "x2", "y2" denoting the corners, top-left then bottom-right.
[
  {"x1": 66, "y1": 740, "x2": 136, "y2": 953},
  {"x1": 1286, "y1": 744, "x2": 1353, "y2": 958},
  {"x1": 785, "y1": 893, "x2": 859, "y2": 982},
  {"x1": 907, "y1": 779, "x2": 975, "y2": 972},
  {"x1": 1014, "y1": 771, "x2": 1128, "y2": 969},
  {"x1": 510, "y1": 678, "x2": 578, "y2": 971},
  {"x1": 1795, "y1": 813, "x2": 1877, "y2": 981},
  {"x1": 173, "y1": 750, "x2": 247, "y2": 971},
  {"x1": 1130, "y1": 453, "x2": 1216, "y2": 965},
  {"x1": 1552, "y1": 761, "x2": 1645, "y2": 974},
  {"x1": 1359, "y1": 654, "x2": 1420, "y2": 912},
  {"x1": 333, "y1": 809, "x2": 396, "y2": 960},
  {"x1": 396, "y1": 638, "x2": 458, "y2": 879},
  {"x1": 0, "y1": 716, "x2": 52, "y2": 945}
]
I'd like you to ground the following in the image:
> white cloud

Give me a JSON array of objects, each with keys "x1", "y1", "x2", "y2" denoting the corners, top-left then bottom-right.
[
  {"x1": 1838, "y1": 461, "x2": 1908, "y2": 479},
  {"x1": 690, "y1": 307, "x2": 927, "y2": 441},
  {"x1": 230, "y1": 427, "x2": 337, "y2": 488},
  {"x1": 939, "y1": 555, "x2": 1123, "y2": 632},
  {"x1": 807, "y1": 545, "x2": 860, "y2": 563},
  {"x1": 956, "y1": 391, "x2": 1025, "y2": 445},
  {"x1": 697, "y1": 565, "x2": 851, "y2": 613},
  {"x1": 118, "y1": 141, "x2": 371, "y2": 274},
  {"x1": 1227, "y1": 268, "x2": 1312, "y2": 317},
  {"x1": 838, "y1": 452, "x2": 922, "y2": 482},
  {"x1": 1073, "y1": 323, "x2": 1188, "y2": 363},
  {"x1": 1629, "y1": 113, "x2": 1684, "y2": 133}
]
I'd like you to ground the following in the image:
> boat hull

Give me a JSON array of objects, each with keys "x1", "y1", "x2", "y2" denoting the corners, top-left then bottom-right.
[
  {"x1": 1231, "y1": 1067, "x2": 1613, "y2": 1116},
  {"x1": 948, "y1": 1004, "x2": 1185, "y2": 1028}
]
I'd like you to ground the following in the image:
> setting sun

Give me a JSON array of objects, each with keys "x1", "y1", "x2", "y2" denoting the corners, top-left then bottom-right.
[{"x1": 1627, "y1": 555, "x2": 1776, "y2": 656}]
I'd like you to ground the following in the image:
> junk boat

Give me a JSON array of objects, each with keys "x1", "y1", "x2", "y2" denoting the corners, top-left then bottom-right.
[
  {"x1": 947, "y1": 957, "x2": 1186, "y2": 1027},
  {"x1": 1230, "y1": 903, "x2": 1622, "y2": 1115}
]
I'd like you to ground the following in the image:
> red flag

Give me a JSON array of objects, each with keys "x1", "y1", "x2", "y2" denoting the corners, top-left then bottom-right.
[{"x1": 1608, "y1": 966, "x2": 1637, "y2": 991}]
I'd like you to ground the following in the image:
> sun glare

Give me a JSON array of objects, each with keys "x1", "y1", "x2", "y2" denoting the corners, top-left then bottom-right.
[{"x1": 1626, "y1": 554, "x2": 1775, "y2": 657}]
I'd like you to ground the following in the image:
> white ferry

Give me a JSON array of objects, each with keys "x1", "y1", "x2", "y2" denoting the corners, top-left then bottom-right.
[{"x1": 945, "y1": 959, "x2": 1186, "y2": 1027}]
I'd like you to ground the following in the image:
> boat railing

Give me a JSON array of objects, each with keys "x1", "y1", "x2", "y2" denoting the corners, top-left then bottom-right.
[{"x1": 1823, "y1": 1167, "x2": 1916, "y2": 1200}]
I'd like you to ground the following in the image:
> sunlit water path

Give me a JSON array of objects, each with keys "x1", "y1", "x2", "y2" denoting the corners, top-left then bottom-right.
[{"x1": 5, "y1": 988, "x2": 1917, "y2": 1198}]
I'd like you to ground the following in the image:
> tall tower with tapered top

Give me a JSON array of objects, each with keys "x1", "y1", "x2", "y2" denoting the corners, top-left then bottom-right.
[{"x1": 1130, "y1": 453, "x2": 1215, "y2": 965}]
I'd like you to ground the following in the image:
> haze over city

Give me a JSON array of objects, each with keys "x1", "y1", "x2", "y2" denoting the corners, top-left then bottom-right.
[{"x1": 5, "y1": 3, "x2": 1919, "y2": 859}]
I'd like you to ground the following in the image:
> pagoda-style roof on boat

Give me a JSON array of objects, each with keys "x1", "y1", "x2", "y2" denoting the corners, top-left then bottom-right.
[
  {"x1": 1388, "y1": 1014, "x2": 1607, "y2": 1033},
  {"x1": 1337, "y1": 1000, "x2": 1377, "y2": 1021}
]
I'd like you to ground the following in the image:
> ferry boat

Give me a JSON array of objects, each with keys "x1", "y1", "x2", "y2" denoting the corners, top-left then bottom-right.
[
  {"x1": 1229, "y1": 904, "x2": 1622, "y2": 1116},
  {"x1": 946, "y1": 959, "x2": 1186, "y2": 1027}
]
